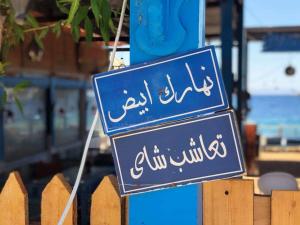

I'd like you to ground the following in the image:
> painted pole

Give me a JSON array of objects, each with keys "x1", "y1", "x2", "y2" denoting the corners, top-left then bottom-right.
[{"x1": 129, "y1": 1, "x2": 206, "y2": 224}]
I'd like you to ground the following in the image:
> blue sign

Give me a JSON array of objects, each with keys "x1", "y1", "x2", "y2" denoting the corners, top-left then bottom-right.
[
  {"x1": 263, "y1": 33, "x2": 300, "y2": 52},
  {"x1": 93, "y1": 46, "x2": 229, "y2": 135},
  {"x1": 111, "y1": 110, "x2": 245, "y2": 196},
  {"x1": 130, "y1": 0, "x2": 206, "y2": 64}
]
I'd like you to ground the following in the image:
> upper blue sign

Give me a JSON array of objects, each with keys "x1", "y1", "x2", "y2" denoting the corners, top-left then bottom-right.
[
  {"x1": 111, "y1": 110, "x2": 245, "y2": 196},
  {"x1": 93, "y1": 46, "x2": 229, "y2": 135}
]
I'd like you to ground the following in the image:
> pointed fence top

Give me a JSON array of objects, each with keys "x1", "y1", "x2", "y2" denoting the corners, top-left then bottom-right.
[
  {"x1": 0, "y1": 171, "x2": 28, "y2": 225},
  {"x1": 41, "y1": 173, "x2": 77, "y2": 225},
  {"x1": 91, "y1": 175, "x2": 124, "y2": 225}
]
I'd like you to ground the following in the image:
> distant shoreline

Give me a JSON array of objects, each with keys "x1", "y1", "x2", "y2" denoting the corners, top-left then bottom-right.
[{"x1": 247, "y1": 95, "x2": 300, "y2": 139}]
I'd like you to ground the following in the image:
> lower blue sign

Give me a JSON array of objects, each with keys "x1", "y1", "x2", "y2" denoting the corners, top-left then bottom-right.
[{"x1": 111, "y1": 110, "x2": 245, "y2": 196}]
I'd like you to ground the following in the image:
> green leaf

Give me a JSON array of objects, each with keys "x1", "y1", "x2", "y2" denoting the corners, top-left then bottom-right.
[
  {"x1": 71, "y1": 25, "x2": 80, "y2": 42},
  {"x1": 14, "y1": 25, "x2": 24, "y2": 42},
  {"x1": 56, "y1": 0, "x2": 70, "y2": 14},
  {"x1": 39, "y1": 28, "x2": 49, "y2": 40},
  {"x1": 100, "y1": 0, "x2": 111, "y2": 24},
  {"x1": 72, "y1": 6, "x2": 89, "y2": 26},
  {"x1": 99, "y1": 0, "x2": 111, "y2": 43},
  {"x1": 91, "y1": 0, "x2": 100, "y2": 27},
  {"x1": 65, "y1": 4, "x2": 87, "y2": 43},
  {"x1": 58, "y1": 0, "x2": 73, "y2": 3},
  {"x1": 84, "y1": 17, "x2": 93, "y2": 42},
  {"x1": 14, "y1": 96, "x2": 23, "y2": 114},
  {"x1": 109, "y1": 18, "x2": 116, "y2": 33},
  {"x1": 100, "y1": 25, "x2": 110, "y2": 44},
  {"x1": 26, "y1": 14, "x2": 39, "y2": 28},
  {"x1": 34, "y1": 34, "x2": 44, "y2": 49},
  {"x1": 13, "y1": 80, "x2": 30, "y2": 93},
  {"x1": 67, "y1": 0, "x2": 80, "y2": 24},
  {"x1": 52, "y1": 22, "x2": 62, "y2": 37}
]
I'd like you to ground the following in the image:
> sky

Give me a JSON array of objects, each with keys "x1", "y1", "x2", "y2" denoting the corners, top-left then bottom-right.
[
  {"x1": 115, "y1": 0, "x2": 300, "y2": 95},
  {"x1": 245, "y1": 0, "x2": 300, "y2": 95}
]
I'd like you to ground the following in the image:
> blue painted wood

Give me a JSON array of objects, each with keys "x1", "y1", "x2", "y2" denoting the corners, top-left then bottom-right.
[
  {"x1": 129, "y1": 0, "x2": 206, "y2": 224},
  {"x1": 129, "y1": 185, "x2": 199, "y2": 225},
  {"x1": 130, "y1": 0, "x2": 205, "y2": 64},
  {"x1": 0, "y1": 76, "x2": 51, "y2": 87},
  {"x1": 112, "y1": 110, "x2": 245, "y2": 196},
  {"x1": 49, "y1": 78, "x2": 56, "y2": 147},
  {"x1": 93, "y1": 46, "x2": 228, "y2": 135},
  {"x1": 0, "y1": 76, "x2": 89, "y2": 89}
]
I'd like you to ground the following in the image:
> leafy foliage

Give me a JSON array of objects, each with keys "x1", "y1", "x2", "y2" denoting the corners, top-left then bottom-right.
[
  {"x1": 0, "y1": 0, "x2": 115, "y2": 62},
  {"x1": 67, "y1": 0, "x2": 80, "y2": 24},
  {"x1": 55, "y1": 0, "x2": 115, "y2": 43},
  {"x1": 0, "y1": 0, "x2": 117, "y2": 112}
]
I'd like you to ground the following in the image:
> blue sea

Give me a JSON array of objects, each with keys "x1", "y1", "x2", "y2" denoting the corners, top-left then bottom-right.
[{"x1": 246, "y1": 95, "x2": 300, "y2": 139}]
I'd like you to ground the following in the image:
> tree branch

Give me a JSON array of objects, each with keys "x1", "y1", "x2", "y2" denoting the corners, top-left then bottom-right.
[{"x1": 24, "y1": 22, "x2": 64, "y2": 33}]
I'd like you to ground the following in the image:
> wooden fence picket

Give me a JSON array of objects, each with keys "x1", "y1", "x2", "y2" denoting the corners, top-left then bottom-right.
[
  {"x1": 41, "y1": 173, "x2": 77, "y2": 225},
  {"x1": 254, "y1": 196, "x2": 271, "y2": 225},
  {"x1": 90, "y1": 175, "x2": 125, "y2": 225},
  {"x1": 272, "y1": 191, "x2": 300, "y2": 225},
  {"x1": 0, "y1": 171, "x2": 29, "y2": 225},
  {"x1": 203, "y1": 179, "x2": 254, "y2": 225}
]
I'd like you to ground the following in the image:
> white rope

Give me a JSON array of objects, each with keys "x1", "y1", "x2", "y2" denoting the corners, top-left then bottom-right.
[{"x1": 56, "y1": 0, "x2": 128, "y2": 224}]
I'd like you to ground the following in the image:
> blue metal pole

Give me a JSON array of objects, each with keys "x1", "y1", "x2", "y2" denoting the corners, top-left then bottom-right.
[
  {"x1": 221, "y1": 0, "x2": 234, "y2": 105},
  {"x1": 237, "y1": 0, "x2": 247, "y2": 130},
  {"x1": 79, "y1": 82, "x2": 88, "y2": 140},
  {"x1": 129, "y1": 1, "x2": 206, "y2": 224},
  {"x1": 48, "y1": 78, "x2": 56, "y2": 147},
  {"x1": 0, "y1": 88, "x2": 4, "y2": 161}
]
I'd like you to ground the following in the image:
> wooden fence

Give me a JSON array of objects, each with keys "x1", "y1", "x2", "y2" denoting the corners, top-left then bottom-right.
[{"x1": 0, "y1": 172, "x2": 299, "y2": 225}]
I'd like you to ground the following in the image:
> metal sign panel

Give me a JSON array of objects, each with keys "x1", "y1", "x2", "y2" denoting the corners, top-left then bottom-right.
[
  {"x1": 263, "y1": 33, "x2": 300, "y2": 52},
  {"x1": 93, "y1": 46, "x2": 229, "y2": 135},
  {"x1": 111, "y1": 110, "x2": 245, "y2": 196}
]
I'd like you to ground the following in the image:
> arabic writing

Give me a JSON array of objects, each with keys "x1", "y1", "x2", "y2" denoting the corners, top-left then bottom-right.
[
  {"x1": 108, "y1": 62, "x2": 214, "y2": 123},
  {"x1": 130, "y1": 133, "x2": 227, "y2": 180}
]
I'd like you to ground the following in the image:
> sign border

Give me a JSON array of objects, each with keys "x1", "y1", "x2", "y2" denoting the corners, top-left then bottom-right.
[
  {"x1": 93, "y1": 46, "x2": 228, "y2": 134},
  {"x1": 111, "y1": 110, "x2": 245, "y2": 195}
]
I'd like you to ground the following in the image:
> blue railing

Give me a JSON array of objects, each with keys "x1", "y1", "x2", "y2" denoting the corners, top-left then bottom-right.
[{"x1": 257, "y1": 124, "x2": 300, "y2": 139}]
